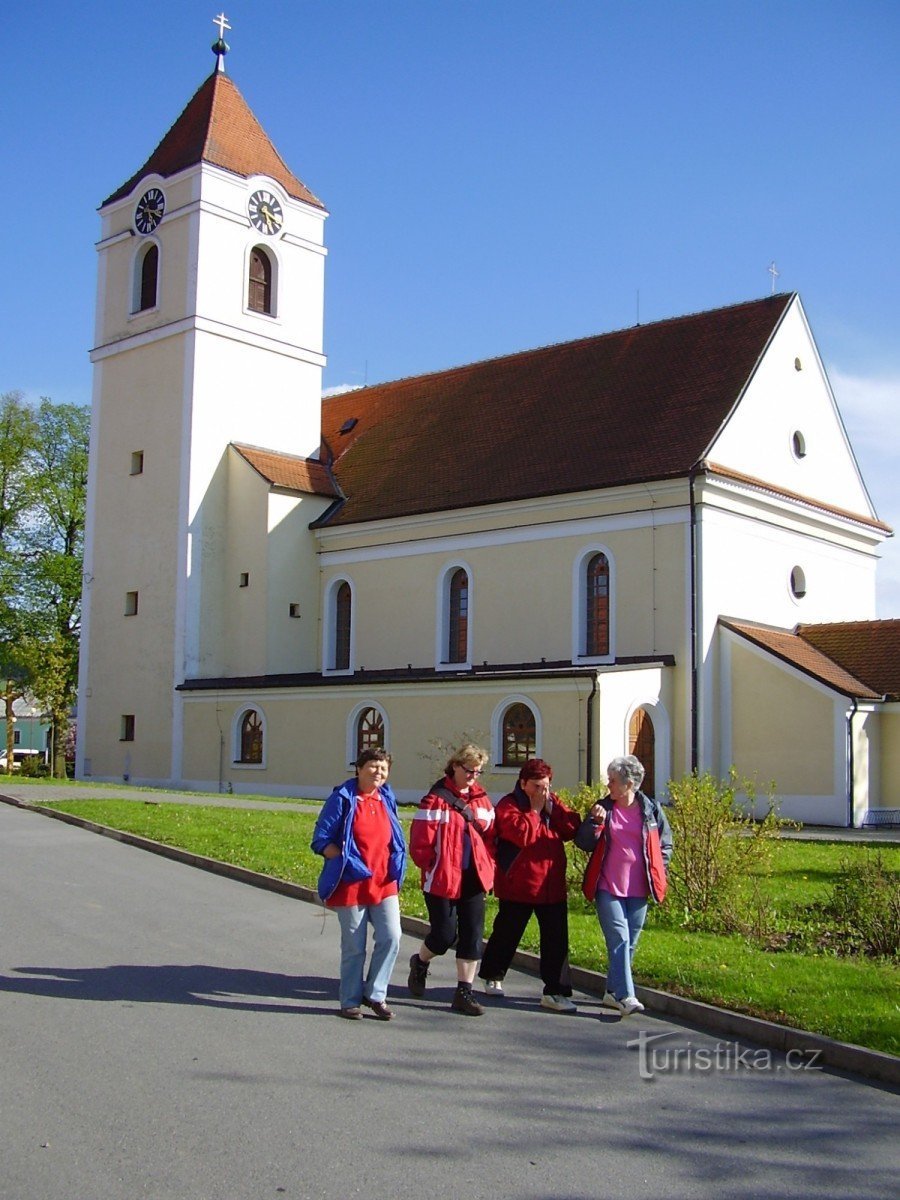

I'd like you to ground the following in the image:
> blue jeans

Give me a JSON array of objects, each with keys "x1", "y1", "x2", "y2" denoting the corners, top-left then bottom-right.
[
  {"x1": 595, "y1": 890, "x2": 648, "y2": 1001},
  {"x1": 335, "y1": 894, "x2": 402, "y2": 1008}
]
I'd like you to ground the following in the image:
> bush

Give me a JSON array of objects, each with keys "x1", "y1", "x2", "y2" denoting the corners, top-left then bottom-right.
[
  {"x1": 664, "y1": 770, "x2": 791, "y2": 933},
  {"x1": 821, "y1": 852, "x2": 900, "y2": 959},
  {"x1": 557, "y1": 780, "x2": 608, "y2": 905}
]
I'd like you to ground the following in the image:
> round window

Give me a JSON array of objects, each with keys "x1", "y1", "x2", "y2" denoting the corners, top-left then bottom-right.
[{"x1": 790, "y1": 566, "x2": 807, "y2": 600}]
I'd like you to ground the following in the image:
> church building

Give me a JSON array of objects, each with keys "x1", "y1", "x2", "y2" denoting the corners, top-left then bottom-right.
[{"x1": 77, "y1": 36, "x2": 898, "y2": 825}]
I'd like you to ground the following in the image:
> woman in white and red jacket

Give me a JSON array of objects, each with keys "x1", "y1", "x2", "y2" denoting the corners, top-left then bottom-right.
[
  {"x1": 407, "y1": 743, "x2": 495, "y2": 1016},
  {"x1": 575, "y1": 755, "x2": 672, "y2": 1017},
  {"x1": 478, "y1": 758, "x2": 581, "y2": 1012}
]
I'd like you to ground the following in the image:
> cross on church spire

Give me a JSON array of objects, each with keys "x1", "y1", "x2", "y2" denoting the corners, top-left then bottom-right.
[
  {"x1": 212, "y1": 12, "x2": 231, "y2": 73},
  {"x1": 768, "y1": 260, "x2": 780, "y2": 294}
]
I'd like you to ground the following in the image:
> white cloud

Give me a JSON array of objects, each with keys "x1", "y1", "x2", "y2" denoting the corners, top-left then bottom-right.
[
  {"x1": 322, "y1": 383, "x2": 362, "y2": 399},
  {"x1": 830, "y1": 368, "x2": 900, "y2": 617}
]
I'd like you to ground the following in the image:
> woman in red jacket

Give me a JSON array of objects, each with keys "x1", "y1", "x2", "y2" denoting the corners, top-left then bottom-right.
[
  {"x1": 478, "y1": 758, "x2": 581, "y2": 1012},
  {"x1": 407, "y1": 743, "x2": 495, "y2": 1016}
]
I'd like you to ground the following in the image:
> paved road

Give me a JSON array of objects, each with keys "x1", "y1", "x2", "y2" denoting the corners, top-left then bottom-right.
[{"x1": 1, "y1": 804, "x2": 897, "y2": 1200}]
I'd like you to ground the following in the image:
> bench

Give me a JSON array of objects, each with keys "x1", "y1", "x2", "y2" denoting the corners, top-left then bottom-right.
[{"x1": 861, "y1": 809, "x2": 900, "y2": 829}]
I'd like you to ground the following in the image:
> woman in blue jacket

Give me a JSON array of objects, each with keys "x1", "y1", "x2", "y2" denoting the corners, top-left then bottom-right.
[{"x1": 311, "y1": 748, "x2": 407, "y2": 1020}]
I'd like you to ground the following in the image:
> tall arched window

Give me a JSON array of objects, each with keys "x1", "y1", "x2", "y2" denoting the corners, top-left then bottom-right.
[
  {"x1": 628, "y1": 707, "x2": 655, "y2": 797},
  {"x1": 448, "y1": 568, "x2": 469, "y2": 663},
  {"x1": 334, "y1": 581, "x2": 352, "y2": 671},
  {"x1": 138, "y1": 243, "x2": 159, "y2": 311},
  {"x1": 248, "y1": 247, "x2": 273, "y2": 314},
  {"x1": 502, "y1": 702, "x2": 536, "y2": 767},
  {"x1": 355, "y1": 707, "x2": 385, "y2": 758},
  {"x1": 239, "y1": 709, "x2": 263, "y2": 764},
  {"x1": 585, "y1": 552, "x2": 610, "y2": 657}
]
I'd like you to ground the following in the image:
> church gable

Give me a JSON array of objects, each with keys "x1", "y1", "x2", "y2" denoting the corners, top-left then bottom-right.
[{"x1": 705, "y1": 295, "x2": 877, "y2": 523}]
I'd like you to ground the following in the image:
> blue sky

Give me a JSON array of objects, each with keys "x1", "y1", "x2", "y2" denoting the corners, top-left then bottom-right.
[{"x1": 5, "y1": 1, "x2": 898, "y2": 612}]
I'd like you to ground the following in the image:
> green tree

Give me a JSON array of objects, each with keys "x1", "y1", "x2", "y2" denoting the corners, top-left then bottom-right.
[{"x1": 0, "y1": 393, "x2": 89, "y2": 776}]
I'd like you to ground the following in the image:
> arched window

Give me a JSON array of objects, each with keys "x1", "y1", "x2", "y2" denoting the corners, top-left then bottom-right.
[
  {"x1": 239, "y1": 709, "x2": 263, "y2": 764},
  {"x1": 501, "y1": 702, "x2": 536, "y2": 767},
  {"x1": 248, "y1": 247, "x2": 272, "y2": 314},
  {"x1": 585, "y1": 552, "x2": 610, "y2": 657},
  {"x1": 628, "y1": 707, "x2": 655, "y2": 797},
  {"x1": 138, "y1": 243, "x2": 158, "y2": 311},
  {"x1": 334, "y1": 581, "x2": 352, "y2": 671},
  {"x1": 355, "y1": 707, "x2": 385, "y2": 758},
  {"x1": 448, "y1": 568, "x2": 469, "y2": 663}
]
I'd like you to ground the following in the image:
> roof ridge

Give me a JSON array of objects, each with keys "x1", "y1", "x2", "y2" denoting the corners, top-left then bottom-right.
[{"x1": 324, "y1": 293, "x2": 796, "y2": 400}]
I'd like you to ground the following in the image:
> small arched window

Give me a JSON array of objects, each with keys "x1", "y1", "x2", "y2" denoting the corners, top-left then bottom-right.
[
  {"x1": 628, "y1": 708, "x2": 656, "y2": 798},
  {"x1": 239, "y1": 709, "x2": 263, "y2": 764},
  {"x1": 248, "y1": 247, "x2": 273, "y2": 314},
  {"x1": 355, "y1": 707, "x2": 385, "y2": 758},
  {"x1": 334, "y1": 581, "x2": 352, "y2": 671},
  {"x1": 502, "y1": 702, "x2": 536, "y2": 767},
  {"x1": 448, "y1": 568, "x2": 469, "y2": 663},
  {"x1": 138, "y1": 243, "x2": 159, "y2": 311},
  {"x1": 585, "y1": 552, "x2": 610, "y2": 657}
]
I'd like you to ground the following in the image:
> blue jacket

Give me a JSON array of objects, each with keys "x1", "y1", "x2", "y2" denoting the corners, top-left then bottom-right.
[{"x1": 311, "y1": 777, "x2": 407, "y2": 902}]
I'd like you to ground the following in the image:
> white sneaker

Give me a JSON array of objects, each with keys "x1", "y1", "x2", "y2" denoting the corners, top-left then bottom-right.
[
  {"x1": 601, "y1": 991, "x2": 626, "y2": 1012},
  {"x1": 621, "y1": 996, "x2": 645, "y2": 1016},
  {"x1": 483, "y1": 979, "x2": 504, "y2": 996},
  {"x1": 540, "y1": 993, "x2": 577, "y2": 1013}
]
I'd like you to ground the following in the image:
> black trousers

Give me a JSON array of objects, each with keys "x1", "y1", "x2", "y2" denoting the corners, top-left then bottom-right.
[
  {"x1": 479, "y1": 899, "x2": 572, "y2": 996},
  {"x1": 423, "y1": 888, "x2": 486, "y2": 960}
]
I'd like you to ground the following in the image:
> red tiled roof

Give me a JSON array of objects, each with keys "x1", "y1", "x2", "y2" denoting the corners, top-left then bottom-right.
[
  {"x1": 233, "y1": 444, "x2": 340, "y2": 498},
  {"x1": 103, "y1": 72, "x2": 323, "y2": 209},
  {"x1": 321, "y1": 295, "x2": 793, "y2": 526},
  {"x1": 720, "y1": 619, "x2": 881, "y2": 699},
  {"x1": 797, "y1": 620, "x2": 900, "y2": 701}
]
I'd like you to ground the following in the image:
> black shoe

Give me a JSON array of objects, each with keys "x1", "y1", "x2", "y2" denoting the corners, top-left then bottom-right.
[
  {"x1": 407, "y1": 953, "x2": 429, "y2": 997},
  {"x1": 362, "y1": 997, "x2": 394, "y2": 1021},
  {"x1": 337, "y1": 1006, "x2": 362, "y2": 1020},
  {"x1": 451, "y1": 984, "x2": 484, "y2": 1017}
]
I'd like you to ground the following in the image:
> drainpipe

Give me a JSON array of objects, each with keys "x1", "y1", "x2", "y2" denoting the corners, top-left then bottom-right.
[
  {"x1": 846, "y1": 697, "x2": 858, "y2": 828},
  {"x1": 585, "y1": 673, "x2": 599, "y2": 786},
  {"x1": 689, "y1": 465, "x2": 700, "y2": 773}
]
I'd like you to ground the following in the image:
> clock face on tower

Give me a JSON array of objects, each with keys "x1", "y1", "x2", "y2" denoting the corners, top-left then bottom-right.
[
  {"x1": 135, "y1": 188, "x2": 165, "y2": 234},
  {"x1": 248, "y1": 189, "x2": 283, "y2": 235}
]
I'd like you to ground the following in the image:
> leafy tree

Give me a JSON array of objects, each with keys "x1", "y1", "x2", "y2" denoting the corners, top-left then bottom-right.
[{"x1": 0, "y1": 392, "x2": 89, "y2": 776}]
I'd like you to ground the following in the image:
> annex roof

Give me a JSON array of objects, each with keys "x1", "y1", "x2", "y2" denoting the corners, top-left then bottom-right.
[
  {"x1": 720, "y1": 618, "x2": 883, "y2": 700},
  {"x1": 103, "y1": 71, "x2": 323, "y2": 209},
  {"x1": 232, "y1": 443, "x2": 340, "y2": 498},
  {"x1": 320, "y1": 294, "x2": 795, "y2": 526},
  {"x1": 797, "y1": 619, "x2": 900, "y2": 702}
]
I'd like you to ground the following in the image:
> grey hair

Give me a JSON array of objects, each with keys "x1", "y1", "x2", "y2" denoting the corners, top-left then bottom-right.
[{"x1": 607, "y1": 755, "x2": 645, "y2": 790}]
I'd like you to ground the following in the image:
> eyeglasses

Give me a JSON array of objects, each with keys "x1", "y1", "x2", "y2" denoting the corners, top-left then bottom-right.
[{"x1": 459, "y1": 766, "x2": 483, "y2": 776}]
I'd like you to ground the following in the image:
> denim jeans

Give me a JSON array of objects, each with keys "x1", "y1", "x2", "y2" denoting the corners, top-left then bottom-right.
[
  {"x1": 335, "y1": 894, "x2": 402, "y2": 1008},
  {"x1": 595, "y1": 889, "x2": 648, "y2": 1001}
]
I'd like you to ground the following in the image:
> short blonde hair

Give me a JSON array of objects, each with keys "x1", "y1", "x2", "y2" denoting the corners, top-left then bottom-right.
[{"x1": 445, "y1": 742, "x2": 489, "y2": 776}]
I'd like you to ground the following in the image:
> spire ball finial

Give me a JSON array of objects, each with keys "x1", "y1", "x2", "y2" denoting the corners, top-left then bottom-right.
[{"x1": 212, "y1": 12, "x2": 231, "y2": 73}]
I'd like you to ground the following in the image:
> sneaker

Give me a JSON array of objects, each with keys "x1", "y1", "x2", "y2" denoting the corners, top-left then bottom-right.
[
  {"x1": 362, "y1": 997, "x2": 394, "y2": 1021},
  {"x1": 540, "y1": 993, "x2": 577, "y2": 1014},
  {"x1": 407, "y1": 953, "x2": 429, "y2": 997},
  {"x1": 621, "y1": 996, "x2": 645, "y2": 1016},
  {"x1": 483, "y1": 979, "x2": 504, "y2": 996},
  {"x1": 601, "y1": 991, "x2": 626, "y2": 1012},
  {"x1": 450, "y1": 985, "x2": 485, "y2": 1016},
  {"x1": 337, "y1": 1006, "x2": 362, "y2": 1020}
]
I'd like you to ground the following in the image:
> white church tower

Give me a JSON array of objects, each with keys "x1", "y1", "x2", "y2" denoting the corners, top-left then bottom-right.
[{"x1": 77, "y1": 23, "x2": 328, "y2": 783}]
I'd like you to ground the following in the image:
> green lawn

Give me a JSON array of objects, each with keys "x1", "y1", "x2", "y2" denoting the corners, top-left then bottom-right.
[{"x1": 39, "y1": 797, "x2": 900, "y2": 1056}]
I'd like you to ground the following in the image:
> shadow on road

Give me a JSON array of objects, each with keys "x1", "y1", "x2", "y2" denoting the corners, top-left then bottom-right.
[{"x1": 0, "y1": 963, "x2": 336, "y2": 1013}]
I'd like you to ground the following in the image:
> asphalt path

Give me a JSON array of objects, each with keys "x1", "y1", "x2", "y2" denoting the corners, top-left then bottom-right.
[{"x1": 1, "y1": 804, "x2": 897, "y2": 1200}]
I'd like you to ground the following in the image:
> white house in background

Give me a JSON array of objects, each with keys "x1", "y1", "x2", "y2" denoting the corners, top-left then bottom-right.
[{"x1": 76, "y1": 45, "x2": 896, "y2": 824}]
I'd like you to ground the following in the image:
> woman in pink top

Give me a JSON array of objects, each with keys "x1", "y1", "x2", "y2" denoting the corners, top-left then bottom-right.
[{"x1": 575, "y1": 755, "x2": 672, "y2": 1016}]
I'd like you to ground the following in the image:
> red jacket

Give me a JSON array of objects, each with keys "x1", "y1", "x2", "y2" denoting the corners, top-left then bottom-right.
[
  {"x1": 492, "y1": 787, "x2": 580, "y2": 905},
  {"x1": 577, "y1": 793, "x2": 672, "y2": 904},
  {"x1": 409, "y1": 776, "x2": 495, "y2": 898}
]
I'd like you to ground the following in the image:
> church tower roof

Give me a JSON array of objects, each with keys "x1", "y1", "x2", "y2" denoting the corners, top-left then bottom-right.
[{"x1": 102, "y1": 70, "x2": 324, "y2": 209}]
